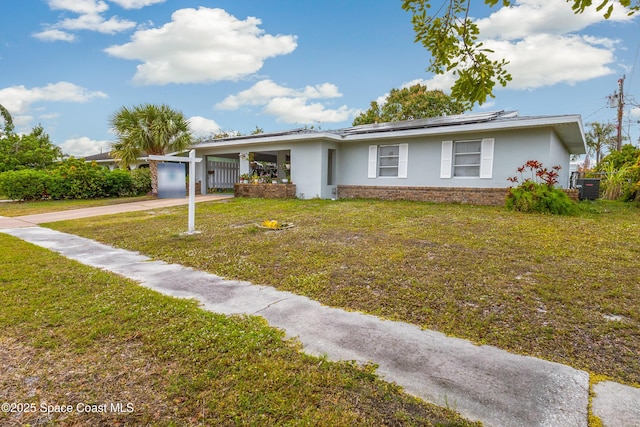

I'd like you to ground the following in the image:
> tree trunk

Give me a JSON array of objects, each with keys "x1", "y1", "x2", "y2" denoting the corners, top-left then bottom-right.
[{"x1": 149, "y1": 160, "x2": 158, "y2": 196}]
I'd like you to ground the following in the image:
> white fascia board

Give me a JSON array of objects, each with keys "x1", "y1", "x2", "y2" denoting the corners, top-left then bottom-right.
[
  {"x1": 147, "y1": 154, "x2": 202, "y2": 162},
  {"x1": 192, "y1": 132, "x2": 342, "y2": 150}
]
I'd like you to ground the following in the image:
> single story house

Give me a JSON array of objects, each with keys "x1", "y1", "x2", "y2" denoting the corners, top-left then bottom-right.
[
  {"x1": 83, "y1": 151, "x2": 148, "y2": 170},
  {"x1": 191, "y1": 110, "x2": 586, "y2": 205}
]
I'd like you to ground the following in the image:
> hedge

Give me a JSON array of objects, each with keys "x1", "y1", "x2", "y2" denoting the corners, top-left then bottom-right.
[{"x1": 0, "y1": 159, "x2": 151, "y2": 201}]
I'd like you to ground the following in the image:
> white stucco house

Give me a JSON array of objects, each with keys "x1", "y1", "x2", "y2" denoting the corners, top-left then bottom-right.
[
  {"x1": 191, "y1": 111, "x2": 586, "y2": 205},
  {"x1": 83, "y1": 151, "x2": 148, "y2": 170}
]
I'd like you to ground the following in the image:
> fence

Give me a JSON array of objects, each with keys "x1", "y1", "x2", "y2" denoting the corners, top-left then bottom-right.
[{"x1": 207, "y1": 157, "x2": 239, "y2": 191}]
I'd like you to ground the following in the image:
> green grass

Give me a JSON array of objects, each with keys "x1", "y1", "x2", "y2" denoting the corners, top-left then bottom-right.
[
  {"x1": 0, "y1": 232, "x2": 478, "y2": 426},
  {"x1": 0, "y1": 195, "x2": 155, "y2": 217},
  {"x1": 48, "y1": 198, "x2": 640, "y2": 387}
]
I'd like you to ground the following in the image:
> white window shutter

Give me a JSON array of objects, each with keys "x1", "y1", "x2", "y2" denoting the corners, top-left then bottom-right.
[
  {"x1": 440, "y1": 141, "x2": 453, "y2": 178},
  {"x1": 368, "y1": 145, "x2": 377, "y2": 178},
  {"x1": 398, "y1": 143, "x2": 408, "y2": 178},
  {"x1": 480, "y1": 138, "x2": 494, "y2": 179}
]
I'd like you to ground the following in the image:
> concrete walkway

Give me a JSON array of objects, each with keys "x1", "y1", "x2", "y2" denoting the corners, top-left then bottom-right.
[
  {"x1": 0, "y1": 197, "x2": 637, "y2": 426},
  {"x1": 0, "y1": 194, "x2": 232, "y2": 228}
]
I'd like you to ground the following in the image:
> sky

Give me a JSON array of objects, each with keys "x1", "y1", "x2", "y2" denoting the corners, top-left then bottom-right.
[{"x1": 1, "y1": 0, "x2": 639, "y2": 158}]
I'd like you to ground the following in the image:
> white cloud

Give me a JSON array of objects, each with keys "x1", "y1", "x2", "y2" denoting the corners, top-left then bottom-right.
[
  {"x1": 33, "y1": 29, "x2": 77, "y2": 42},
  {"x1": 0, "y1": 82, "x2": 108, "y2": 115},
  {"x1": 0, "y1": 83, "x2": 107, "y2": 135},
  {"x1": 484, "y1": 35, "x2": 616, "y2": 89},
  {"x1": 59, "y1": 136, "x2": 110, "y2": 157},
  {"x1": 216, "y1": 79, "x2": 353, "y2": 124},
  {"x1": 216, "y1": 80, "x2": 341, "y2": 110},
  {"x1": 478, "y1": 101, "x2": 496, "y2": 110},
  {"x1": 109, "y1": 0, "x2": 166, "y2": 9},
  {"x1": 475, "y1": 0, "x2": 633, "y2": 39},
  {"x1": 188, "y1": 116, "x2": 222, "y2": 138},
  {"x1": 47, "y1": 0, "x2": 109, "y2": 15},
  {"x1": 56, "y1": 13, "x2": 136, "y2": 34},
  {"x1": 39, "y1": 113, "x2": 61, "y2": 120},
  {"x1": 12, "y1": 115, "x2": 34, "y2": 128},
  {"x1": 302, "y1": 83, "x2": 342, "y2": 99},
  {"x1": 37, "y1": 0, "x2": 136, "y2": 42},
  {"x1": 412, "y1": 0, "x2": 633, "y2": 94},
  {"x1": 264, "y1": 97, "x2": 353, "y2": 124},
  {"x1": 400, "y1": 77, "x2": 457, "y2": 95},
  {"x1": 216, "y1": 80, "x2": 293, "y2": 109},
  {"x1": 104, "y1": 7, "x2": 297, "y2": 85}
]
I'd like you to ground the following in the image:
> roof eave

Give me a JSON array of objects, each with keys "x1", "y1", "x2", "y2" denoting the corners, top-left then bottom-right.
[{"x1": 192, "y1": 132, "x2": 342, "y2": 149}]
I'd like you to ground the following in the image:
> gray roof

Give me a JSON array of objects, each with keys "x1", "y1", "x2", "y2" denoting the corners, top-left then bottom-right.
[
  {"x1": 83, "y1": 152, "x2": 114, "y2": 161},
  {"x1": 339, "y1": 111, "x2": 519, "y2": 136}
]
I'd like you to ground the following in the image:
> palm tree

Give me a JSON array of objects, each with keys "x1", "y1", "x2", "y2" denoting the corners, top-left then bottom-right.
[
  {"x1": 585, "y1": 122, "x2": 617, "y2": 165},
  {"x1": 110, "y1": 103, "x2": 192, "y2": 196},
  {"x1": 0, "y1": 103, "x2": 14, "y2": 136}
]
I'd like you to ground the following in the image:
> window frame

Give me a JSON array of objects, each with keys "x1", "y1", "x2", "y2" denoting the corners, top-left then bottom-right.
[
  {"x1": 368, "y1": 143, "x2": 408, "y2": 179},
  {"x1": 378, "y1": 144, "x2": 400, "y2": 177},
  {"x1": 452, "y1": 139, "x2": 482, "y2": 178},
  {"x1": 440, "y1": 138, "x2": 494, "y2": 179}
]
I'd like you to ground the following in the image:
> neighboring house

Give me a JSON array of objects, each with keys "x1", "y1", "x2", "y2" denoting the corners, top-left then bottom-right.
[
  {"x1": 192, "y1": 111, "x2": 586, "y2": 205},
  {"x1": 83, "y1": 151, "x2": 148, "y2": 170}
]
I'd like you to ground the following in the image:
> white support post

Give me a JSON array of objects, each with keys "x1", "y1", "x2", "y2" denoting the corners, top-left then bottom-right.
[
  {"x1": 188, "y1": 150, "x2": 196, "y2": 233},
  {"x1": 239, "y1": 152, "x2": 251, "y2": 175}
]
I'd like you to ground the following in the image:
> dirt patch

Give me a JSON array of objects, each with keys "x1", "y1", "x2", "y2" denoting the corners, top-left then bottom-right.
[{"x1": 0, "y1": 336, "x2": 176, "y2": 426}]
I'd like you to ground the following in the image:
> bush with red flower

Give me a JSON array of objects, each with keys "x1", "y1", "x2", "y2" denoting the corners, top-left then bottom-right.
[{"x1": 505, "y1": 160, "x2": 576, "y2": 215}]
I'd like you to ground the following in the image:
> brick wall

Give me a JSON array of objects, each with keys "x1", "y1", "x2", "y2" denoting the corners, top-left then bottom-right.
[
  {"x1": 337, "y1": 185, "x2": 507, "y2": 206},
  {"x1": 338, "y1": 185, "x2": 580, "y2": 206},
  {"x1": 185, "y1": 181, "x2": 201, "y2": 194},
  {"x1": 177, "y1": 181, "x2": 201, "y2": 195},
  {"x1": 564, "y1": 189, "x2": 579, "y2": 202},
  {"x1": 234, "y1": 183, "x2": 296, "y2": 198}
]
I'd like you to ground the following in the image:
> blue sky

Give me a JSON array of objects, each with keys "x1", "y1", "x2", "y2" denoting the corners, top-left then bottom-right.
[{"x1": 1, "y1": 0, "x2": 639, "y2": 157}]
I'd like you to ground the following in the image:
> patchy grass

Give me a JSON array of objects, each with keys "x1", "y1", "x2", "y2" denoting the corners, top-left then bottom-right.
[
  {"x1": 0, "y1": 195, "x2": 155, "y2": 217},
  {"x1": 0, "y1": 233, "x2": 478, "y2": 426},
  {"x1": 49, "y1": 198, "x2": 640, "y2": 385}
]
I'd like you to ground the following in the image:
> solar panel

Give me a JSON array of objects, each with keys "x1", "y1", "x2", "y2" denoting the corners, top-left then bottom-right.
[{"x1": 339, "y1": 111, "x2": 517, "y2": 135}]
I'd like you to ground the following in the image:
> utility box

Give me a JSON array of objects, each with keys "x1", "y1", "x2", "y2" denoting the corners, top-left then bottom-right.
[{"x1": 576, "y1": 178, "x2": 600, "y2": 200}]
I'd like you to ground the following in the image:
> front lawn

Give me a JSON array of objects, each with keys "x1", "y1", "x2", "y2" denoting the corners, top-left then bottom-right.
[
  {"x1": 0, "y1": 195, "x2": 155, "y2": 217},
  {"x1": 0, "y1": 233, "x2": 476, "y2": 426},
  {"x1": 49, "y1": 198, "x2": 640, "y2": 385}
]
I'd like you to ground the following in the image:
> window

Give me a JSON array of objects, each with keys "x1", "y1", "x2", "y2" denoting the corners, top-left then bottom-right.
[
  {"x1": 453, "y1": 140, "x2": 481, "y2": 177},
  {"x1": 368, "y1": 144, "x2": 408, "y2": 178},
  {"x1": 378, "y1": 145, "x2": 399, "y2": 177},
  {"x1": 440, "y1": 139, "x2": 494, "y2": 179}
]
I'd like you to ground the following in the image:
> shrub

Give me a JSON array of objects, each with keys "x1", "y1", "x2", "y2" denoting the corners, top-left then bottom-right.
[
  {"x1": 598, "y1": 163, "x2": 633, "y2": 201},
  {"x1": 595, "y1": 145, "x2": 640, "y2": 201},
  {"x1": 506, "y1": 160, "x2": 576, "y2": 215},
  {"x1": 632, "y1": 157, "x2": 640, "y2": 202},
  {"x1": 129, "y1": 167, "x2": 152, "y2": 196},
  {"x1": 506, "y1": 181, "x2": 576, "y2": 215},
  {"x1": 47, "y1": 158, "x2": 108, "y2": 199},
  {"x1": 595, "y1": 144, "x2": 640, "y2": 172},
  {"x1": 104, "y1": 168, "x2": 133, "y2": 197},
  {"x1": 0, "y1": 160, "x2": 151, "y2": 201},
  {"x1": 0, "y1": 169, "x2": 48, "y2": 201}
]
